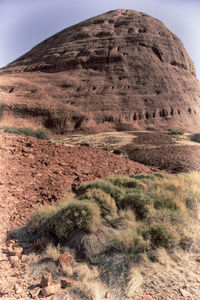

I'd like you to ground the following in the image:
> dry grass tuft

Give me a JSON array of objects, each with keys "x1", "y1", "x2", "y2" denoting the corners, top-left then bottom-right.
[
  {"x1": 45, "y1": 243, "x2": 61, "y2": 262},
  {"x1": 26, "y1": 172, "x2": 200, "y2": 298}
]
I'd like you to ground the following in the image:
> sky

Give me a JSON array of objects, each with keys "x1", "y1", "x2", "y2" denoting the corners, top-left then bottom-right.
[{"x1": 0, "y1": 0, "x2": 200, "y2": 79}]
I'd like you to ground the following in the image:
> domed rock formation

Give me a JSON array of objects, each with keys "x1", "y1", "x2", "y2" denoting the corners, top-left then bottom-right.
[{"x1": 0, "y1": 9, "x2": 200, "y2": 132}]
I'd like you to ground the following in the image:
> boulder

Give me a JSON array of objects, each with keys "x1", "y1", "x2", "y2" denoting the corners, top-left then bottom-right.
[
  {"x1": 40, "y1": 272, "x2": 52, "y2": 288},
  {"x1": 58, "y1": 253, "x2": 74, "y2": 269},
  {"x1": 41, "y1": 283, "x2": 61, "y2": 297}
]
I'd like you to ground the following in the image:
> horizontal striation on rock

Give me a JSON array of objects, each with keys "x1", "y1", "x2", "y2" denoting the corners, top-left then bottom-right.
[{"x1": 1, "y1": 9, "x2": 200, "y2": 132}]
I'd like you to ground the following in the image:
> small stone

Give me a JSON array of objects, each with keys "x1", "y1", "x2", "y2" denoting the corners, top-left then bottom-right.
[
  {"x1": 7, "y1": 239, "x2": 16, "y2": 246},
  {"x1": 28, "y1": 154, "x2": 35, "y2": 159},
  {"x1": 21, "y1": 254, "x2": 27, "y2": 263},
  {"x1": 59, "y1": 253, "x2": 74, "y2": 269},
  {"x1": 40, "y1": 272, "x2": 52, "y2": 288},
  {"x1": 3, "y1": 246, "x2": 13, "y2": 254},
  {"x1": 9, "y1": 255, "x2": 20, "y2": 267},
  {"x1": 61, "y1": 277, "x2": 76, "y2": 288},
  {"x1": 14, "y1": 283, "x2": 23, "y2": 294},
  {"x1": 10, "y1": 247, "x2": 23, "y2": 257},
  {"x1": 180, "y1": 288, "x2": 190, "y2": 298},
  {"x1": 0, "y1": 253, "x2": 7, "y2": 261},
  {"x1": 41, "y1": 283, "x2": 61, "y2": 297},
  {"x1": 105, "y1": 291, "x2": 111, "y2": 298},
  {"x1": 142, "y1": 295, "x2": 153, "y2": 300},
  {"x1": 0, "y1": 282, "x2": 14, "y2": 295},
  {"x1": 29, "y1": 287, "x2": 41, "y2": 299},
  {"x1": 195, "y1": 256, "x2": 200, "y2": 262}
]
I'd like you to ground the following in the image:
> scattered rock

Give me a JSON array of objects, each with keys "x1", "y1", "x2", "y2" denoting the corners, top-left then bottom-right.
[
  {"x1": 142, "y1": 295, "x2": 153, "y2": 300},
  {"x1": 0, "y1": 253, "x2": 7, "y2": 261},
  {"x1": 28, "y1": 154, "x2": 35, "y2": 159},
  {"x1": 40, "y1": 272, "x2": 52, "y2": 288},
  {"x1": 29, "y1": 287, "x2": 41, "y2": 299},
  {"x1": 21, "y1": 254, "x2": 27, "y2": 263},
  {"x1": 105, "y1": 291, "x2": 111, "y2": 298},
  {"x1": 14, "y1": 283, "x2": 23, "y2": 294},
  {"x1": 41, "y1": 283, "x2": 61, "y2": 297},
  {"x1": 7, "y1": 239, "x2": 16, "y2": 246},
  {"x1": 9, "y1": 246, "x2": 23, "y2": 257},
  {"x1": 0, "y1": 282, "x2": 14, "y2": 295},
  {"x1": 9, "y1": 255, "x2": 20, "y2": 267},
  {"x1": 59, "y1": 253, "x2": 74, "y2": 269},
  {"x1": 179, "y1": 288, "x2": 191, "y2": 298},
  {"x1": 61, "y1": 277, "x2": 76, "y2": 288},
  {"x1": 3, "y1": 246, "x2": 13, "y2": 254},
  {"x1": 194, "y1": 256, "x2": 200, "y2": 262}
]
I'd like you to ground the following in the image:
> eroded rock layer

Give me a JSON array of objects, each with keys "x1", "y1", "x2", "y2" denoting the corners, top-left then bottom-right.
[{"x1": 1, "y1": 9, "x2": 200, "y2": 132}]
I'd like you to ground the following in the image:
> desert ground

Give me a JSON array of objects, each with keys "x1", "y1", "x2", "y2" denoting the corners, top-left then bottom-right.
[{"x1": 0, "y1": 129, "x2": 200, "y2": 299}]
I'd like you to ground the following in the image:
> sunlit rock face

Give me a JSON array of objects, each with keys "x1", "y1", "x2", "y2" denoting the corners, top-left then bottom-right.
[{"x1": 1, "y1": 9, "x2": 200, "y2": 132}]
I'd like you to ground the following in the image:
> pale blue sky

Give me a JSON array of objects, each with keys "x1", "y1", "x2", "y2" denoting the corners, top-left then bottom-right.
[{"x1": 0, "y1": 0, "x2": 200, "y2": 78}]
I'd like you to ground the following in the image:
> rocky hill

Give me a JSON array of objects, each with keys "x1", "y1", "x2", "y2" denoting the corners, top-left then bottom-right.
[{"x1": 1, "y1": 9, "x2": 200, "y2": 132}]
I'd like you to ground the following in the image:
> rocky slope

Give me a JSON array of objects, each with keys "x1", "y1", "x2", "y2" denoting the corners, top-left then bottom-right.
[
  {"x1": 1, "y1": 9, "x2": 200, "y2": 132},
  {"x1": 0, "y1": 131, "x2": 200, "y2": 299}
]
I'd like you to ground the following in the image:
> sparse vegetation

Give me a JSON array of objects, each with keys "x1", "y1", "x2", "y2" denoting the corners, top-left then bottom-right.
[
  {"x1": 52, "y1": 201, "x2": 101, "y2": 240},
  {"x1": 25, "y1": 165, "x2": 200, "y2": 298},
  {"x1": 27, "y1": 173, "x2": 200, "y2": 254},
  {"x1": 113, "y1": 149, "x2": 127, "y2": 156},
  {"x1": 191, "y1": 133, "x2": 200, "y2": 143},
  {"x1": 167, "y1": 129, "x2": 184, "y2": 135},
  {"x1": 45, "y1": 243, "x2": 61, "y2": 262},
  {"x1": 1, "y1": 126, "x2": 49, "y2": 139},
  {"x1": 78, "y1": 188, "x2": 117, "y2": 217}
]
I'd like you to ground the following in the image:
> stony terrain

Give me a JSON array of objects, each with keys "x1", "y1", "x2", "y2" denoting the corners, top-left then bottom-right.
[
  {"x1": 0, "y1": 8, "x2": 200, "y2": 300},
  {"x1": 1, "y1": 9, "x2": 200, "y2": 132},
  {"x1": 0, "y1": 131, "x2": 153, "y2": 230},
  {"x1": 0, "y1": 131, "x2": 200, "y2": 299},
  {"x1": 52, "y1": 130, "x2": 200, "y2": 173}
]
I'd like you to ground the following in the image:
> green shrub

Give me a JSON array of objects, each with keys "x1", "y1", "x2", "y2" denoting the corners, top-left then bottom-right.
[
  {"x1": 112, "y1": 228, "x2": 147, "y2": 254},
  {"x1": 147, "y1": 224, "x2": 179, "y2": 248},
  {"x1": 79, "y1": 188, "x2": 117, "y2": 216},
  {"x1": 119, "y1": 192, "x2": 149, "y2": 220},
  {"x1": 35, "y1": 128, "x2": 49, "y2": 139},
  {"x1": 107, "y1": 174, "x2": 146, "y2": 190},
  {"x1": 3, "y1": 126, "x2": 49, "y2": 139},
  {"x1": 76, "y1": 180, "x2": 125, "y2": 205},
  {"x1": 153, "y1": 196, "x2": 178, "y2": 211},
  {"x1": 27, "y1": 206, "x2": 57, "y2": 234},
  {"x1": 167, "y1": 129, "x2": 184, "y2": 135},
  {"x1": 190, "y1": 133, "x2": 200, "y2": 143},
  {"x1": 26, "y1": 172, "x2": 200, "y2": 258},
  {"x1": 113, "y1": 149, "x2": 127, "y2": 156},
  {"x1": 52, "y1": 200, "x2": 101, "y2": 240}
]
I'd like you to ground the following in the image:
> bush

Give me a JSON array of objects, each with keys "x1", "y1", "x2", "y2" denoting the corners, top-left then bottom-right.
[
  {"x1": 52, "y1": 200, "x2": 101, "y2": 240},
  {"x1": 113, "y1": 149, "x2": 127, "y2": 156},
  {"x1": 167, "y1": 129, "x2": 184, "y2": 135},
  {"x1": 153, "y1": 196, "x2": 178, "y2": 211},
  {"x1": 35, "y1": 128, "x2": 49, "y2": 139},
  {"x1": 79, "y1": 188, "x2": 117, "y2": 216},
  {"x1": 26, "y1": 206, "x2": 57, "y2": 234},
  {"x1": 26, "y1": 172, "x2": 200, "y2": 258},
  {"x1": 3, "y1": 126, "x2": 49, "y2": 139},
  {"x1": 119, "y1": 192, "x2": 149, "y2": 220},
  {"x1": 76, "y1": 180, "x2": 125, "y2": 205},
  {"x1": 191, "y1": 133, "x2": 200, "y2": 143},
  {"x1": 107, "y1": 174, "x2": 146, "y2": 190},
  {"x1": 113, "y1": 228, "x2": 146, "y2": 254},
  {"x1": 148, "y1": 224, "x2": 180, "y2": 248}
]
